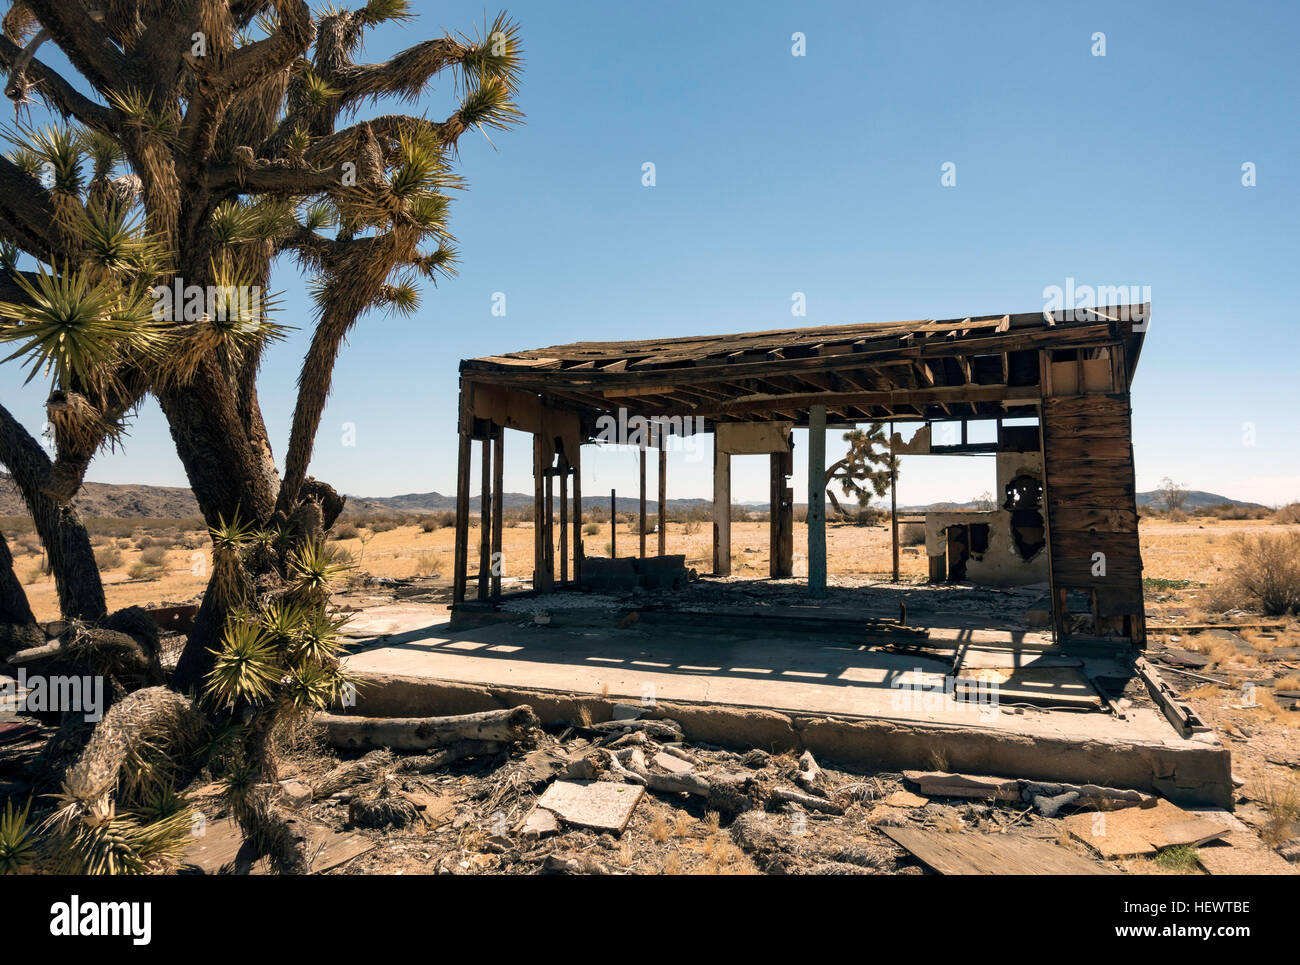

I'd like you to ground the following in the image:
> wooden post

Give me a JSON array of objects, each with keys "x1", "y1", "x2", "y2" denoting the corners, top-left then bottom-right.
[
  {"x1": 890, "y1": 423, "x2": 899, "y2": 583},
  {"x1": 573, "y1": 445, "x2": 583, "y2": 584},
  {"x1": 533, "y1": 434, "x2": 552, "y2": 591},
  {"x1": 713, "y1": 442, "x2": 731, "y2": 576},
  {"x1": 478, "y1": 437, "x2": 491, "y2": 600},
  {"x1": 609, "y1": 488, "x2": 616, "y2": 557},
  {"x1": 559, "y1": 454, "x2": 569, "y2": 583},
  {"x1": 453, "y1": 430, "x2": 471, "y2": 604},
  {"x1": 807, "y1": 405, "x2": 827, "y2": 596},
  {"x1": 658, "y1": 441, "x2": 667, "y2": 557},
  {"x1": 544, "y1": 458, "x2": 554, "y2": 584},
  {"x1": 769, "y1": 451, "x2": 782, "y2": 579},
  {"x1": 639, "y1": 442, "x2": 647, "y2": 559},
  {"x1": 491, "y1": 429, "x2": 503, "y2": 597}
]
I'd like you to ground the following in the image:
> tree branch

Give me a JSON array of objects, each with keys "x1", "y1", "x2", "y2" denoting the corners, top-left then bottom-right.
[
  {"x1": 0, "y1": 35, "x2": 120, "y2": 135},
  {"x1": 23, "y1": 0, "x2": 130, "y2": 94}
]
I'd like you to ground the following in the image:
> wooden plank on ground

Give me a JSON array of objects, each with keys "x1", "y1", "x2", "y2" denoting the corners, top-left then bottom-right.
[
  {"x1": 1063, "y1": 799, "x2": 1229, "y2": 858},
  {"x1": 882, "y1": 826, "x2": 1114, "y2": 875},
  {"x1": 181, "y1": 817, "x2": 375, "y2": 875}
]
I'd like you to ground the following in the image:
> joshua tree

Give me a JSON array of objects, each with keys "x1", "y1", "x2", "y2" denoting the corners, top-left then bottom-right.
[
  {"x1": 0, "y1": 0, "x2": 522, "y2": 685},
  {"x1": 825, "y1": 424, "x2": 895, "y2": 518},
  {"x1": 0, "y1": 0, "x2": 523, "y2": 872}
]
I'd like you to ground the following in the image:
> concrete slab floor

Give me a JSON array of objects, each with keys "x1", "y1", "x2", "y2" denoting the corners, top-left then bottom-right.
[{"x1": 343, "y1": 603, "x2": 1193, "y2": 748}]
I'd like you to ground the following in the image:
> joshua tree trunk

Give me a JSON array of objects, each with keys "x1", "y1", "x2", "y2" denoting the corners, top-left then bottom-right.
[
  {"x1": 0, "y1": 530, "x2": 35, "y2": 624},
  {"x1": 0, "y1": 403, "x2": 105, "y2": 621}
]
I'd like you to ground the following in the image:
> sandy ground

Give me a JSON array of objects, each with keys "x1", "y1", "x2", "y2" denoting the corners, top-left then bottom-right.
[{"x1": 9, "y1": 516, "x2": 1295, "y2": 622}]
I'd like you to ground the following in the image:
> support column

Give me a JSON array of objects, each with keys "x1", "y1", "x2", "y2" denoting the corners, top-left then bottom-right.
[
  {"x1": 491, "y1": 429, "x2": 503, "y2": 597},
  {"x1": 713, "y1": 441, "x2": 731, "y2": 576},
  {"x1": 639, "y1": 442, "x2": 647, "y2": 559},
  {"x1": 453, "y1": 430, "x2": 471, "y2": 604},
  {"x1": 807, "y1": 405, "x2": 827, "y2": 597},
  {"x1": 609, "y1": 489, "x2": 616, "y2": 557},
  {"x1": 478, "y1": 437, "x2": 491, "y2": 600},
  {"x1": 573, "y1": 445, "x2": 583, "y2": 584},
  {"x1": 890, "y1": 427, "x2": 899, "y2": 583},
  {"x1": 658, "y1": 442, "x2": 667, "y2": 557},
  {"x1": 770, "y1": 442, "x2": 793, "y2": 578},
  {"x1": 559, "y1": 454, "x2": 569, "y2": 583},
  {"x1": 532, "y1": 435, "x2": 552, "y2": 591}
]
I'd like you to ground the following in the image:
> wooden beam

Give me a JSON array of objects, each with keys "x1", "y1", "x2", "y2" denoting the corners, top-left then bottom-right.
[
  {"x1": 698, "y1": 384, "x2": 1039, "y2": 419},
  {"x1": 609, "y1": 489, "x2": 617, "y2": 558},
  {"x1": 808, "y1": 405, "x2": 827, "y2": 597}
]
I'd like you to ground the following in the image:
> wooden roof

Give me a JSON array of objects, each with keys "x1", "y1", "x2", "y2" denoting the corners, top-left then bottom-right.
[{"x1": 460, "y1": 305, "x2": 1148, "y2": 428}]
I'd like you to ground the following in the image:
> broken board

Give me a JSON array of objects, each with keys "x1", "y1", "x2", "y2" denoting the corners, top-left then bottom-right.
[
  {"x1": 882, "y1": 826, "x2": 1114, "y2": 875},
  {"x1": 535, "y1": 780, "x2": 645, "y2": 834},
  {"x1": 182, "y1": 817, "x2": 375, "y2": 874},
  {"x1": 1062, "y1": 799, "x2": 1228, "y2": 859}
]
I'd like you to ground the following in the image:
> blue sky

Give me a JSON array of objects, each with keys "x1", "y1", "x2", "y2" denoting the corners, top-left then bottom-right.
[{"x1": 3, "y1": 0, "x2": 1297, "y2": 507}]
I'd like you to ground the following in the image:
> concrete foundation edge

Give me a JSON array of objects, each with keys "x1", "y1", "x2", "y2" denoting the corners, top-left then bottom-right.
[{"x1": 341, "y1": 670, "x2": 1234, "y2": 809}]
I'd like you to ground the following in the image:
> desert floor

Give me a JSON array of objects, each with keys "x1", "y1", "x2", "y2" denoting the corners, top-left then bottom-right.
[{"x1": 9, "y1": 515, "x2": 1294, "y2": 623}]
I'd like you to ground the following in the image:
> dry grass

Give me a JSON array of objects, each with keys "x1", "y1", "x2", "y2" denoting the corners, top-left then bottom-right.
[
  {"x1": 11, "y1": 516, "x2": 1298, "y2": 622},
  {"x1": 1256, "y1": 773, "x2": 1300, "y2": 848}
]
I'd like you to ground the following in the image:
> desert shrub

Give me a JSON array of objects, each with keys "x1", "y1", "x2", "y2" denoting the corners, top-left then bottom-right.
[
  {"x1": 128, "y1": 562, "x2": 162, "y2": 580},
  {"x1": 682, "y1": 519, "x2": 701, "y2": 535},
  {"x1": 583, "y1": 522, "x2": 599, "y2": 535},
  {"x1": 901, "y1": 522, "x2": 926, "y2": 546},
  {"x1": 367, "y1": 517, "x2": 399, "y2": 534},
  {"x1": 139, "y1": 546, "x2": 168, "y2": 567},
  {"x1": 414, "y1": 553, "x2": 440, "y2": 575},
  {"x1": 1274, "y1": 503, "x2": 1300, "y2": 524},
  {"x1": 1166, "y1": 508, "x2": 1188, "y2": 522},
  {"x1": 94, "y1": 546, "x2": 124, "y2": 570},
  {"x1": 332, "y1": 523, "x2": 361, "y2": 540},
  {"x1": 1217, "y1": 531, "x2": 1300, "y2": 615}
]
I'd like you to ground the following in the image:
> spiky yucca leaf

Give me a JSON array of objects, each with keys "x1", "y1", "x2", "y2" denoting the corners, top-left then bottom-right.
[
  {"x1": 458, "y1": 13, "x2": 524, "y2": 93},
  {"x1": 289, "y1": 539, "x2": 353, "y2": 601},
  {"x1": 77, "y1": 204, "x2": 167, "y2": 278},
  {"x1": 0, "y1": 797, "x2": 36, "y2": 875},
  {"x1": 206, "y1": 620, "x2": 281, "y2": 707},
  {"x1": 9, "y1": 122, "x2": 84, "y2": 195},
  {"x1": 209, "y1": 200, "x2": 258, "y2": 246},
  {"x1": 260, "y1": 598, "x2": 309, "y2": 647},
  {"x1": 360, "y1": 0, "x2": 414, "y2": 26},
  {"x1": 285, "y1": 661, "x2": 339, "y2": 710},
  {"x1": 457, "y1": 73, "x2": 524, "y2": 133},
  {"x1": 0, "y1": 265, "x2": 162, "y2": 390},
  {"x1": 377, "y1": 280, "x2": 419, "y2": 316},
  {"x1": 209, "y1": 509, "x2": 257, "y2": 551},
  {"x1": 57, "y1": 806, "x2": 194, "y2": 875},
  {"x1": 294, "y1": 610, "x2": 348, "y2": 665},
  {"x1": 106, "y1": 87, "x2": 178, "y2": 140},
  {"x1": 82, "y1": 130, "x2": 124, "y2": 180},
  {"x1": 300, "y1": 68, "x2": 342, "y2": 107},
  {"x1": 301, "y1": 199, "x2": 338, "y2": 233}
]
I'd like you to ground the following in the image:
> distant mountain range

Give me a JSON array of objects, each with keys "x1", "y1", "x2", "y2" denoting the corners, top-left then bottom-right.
[{"x1": 0, "y1": 473, "x2": 1268, "y2": 519}]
